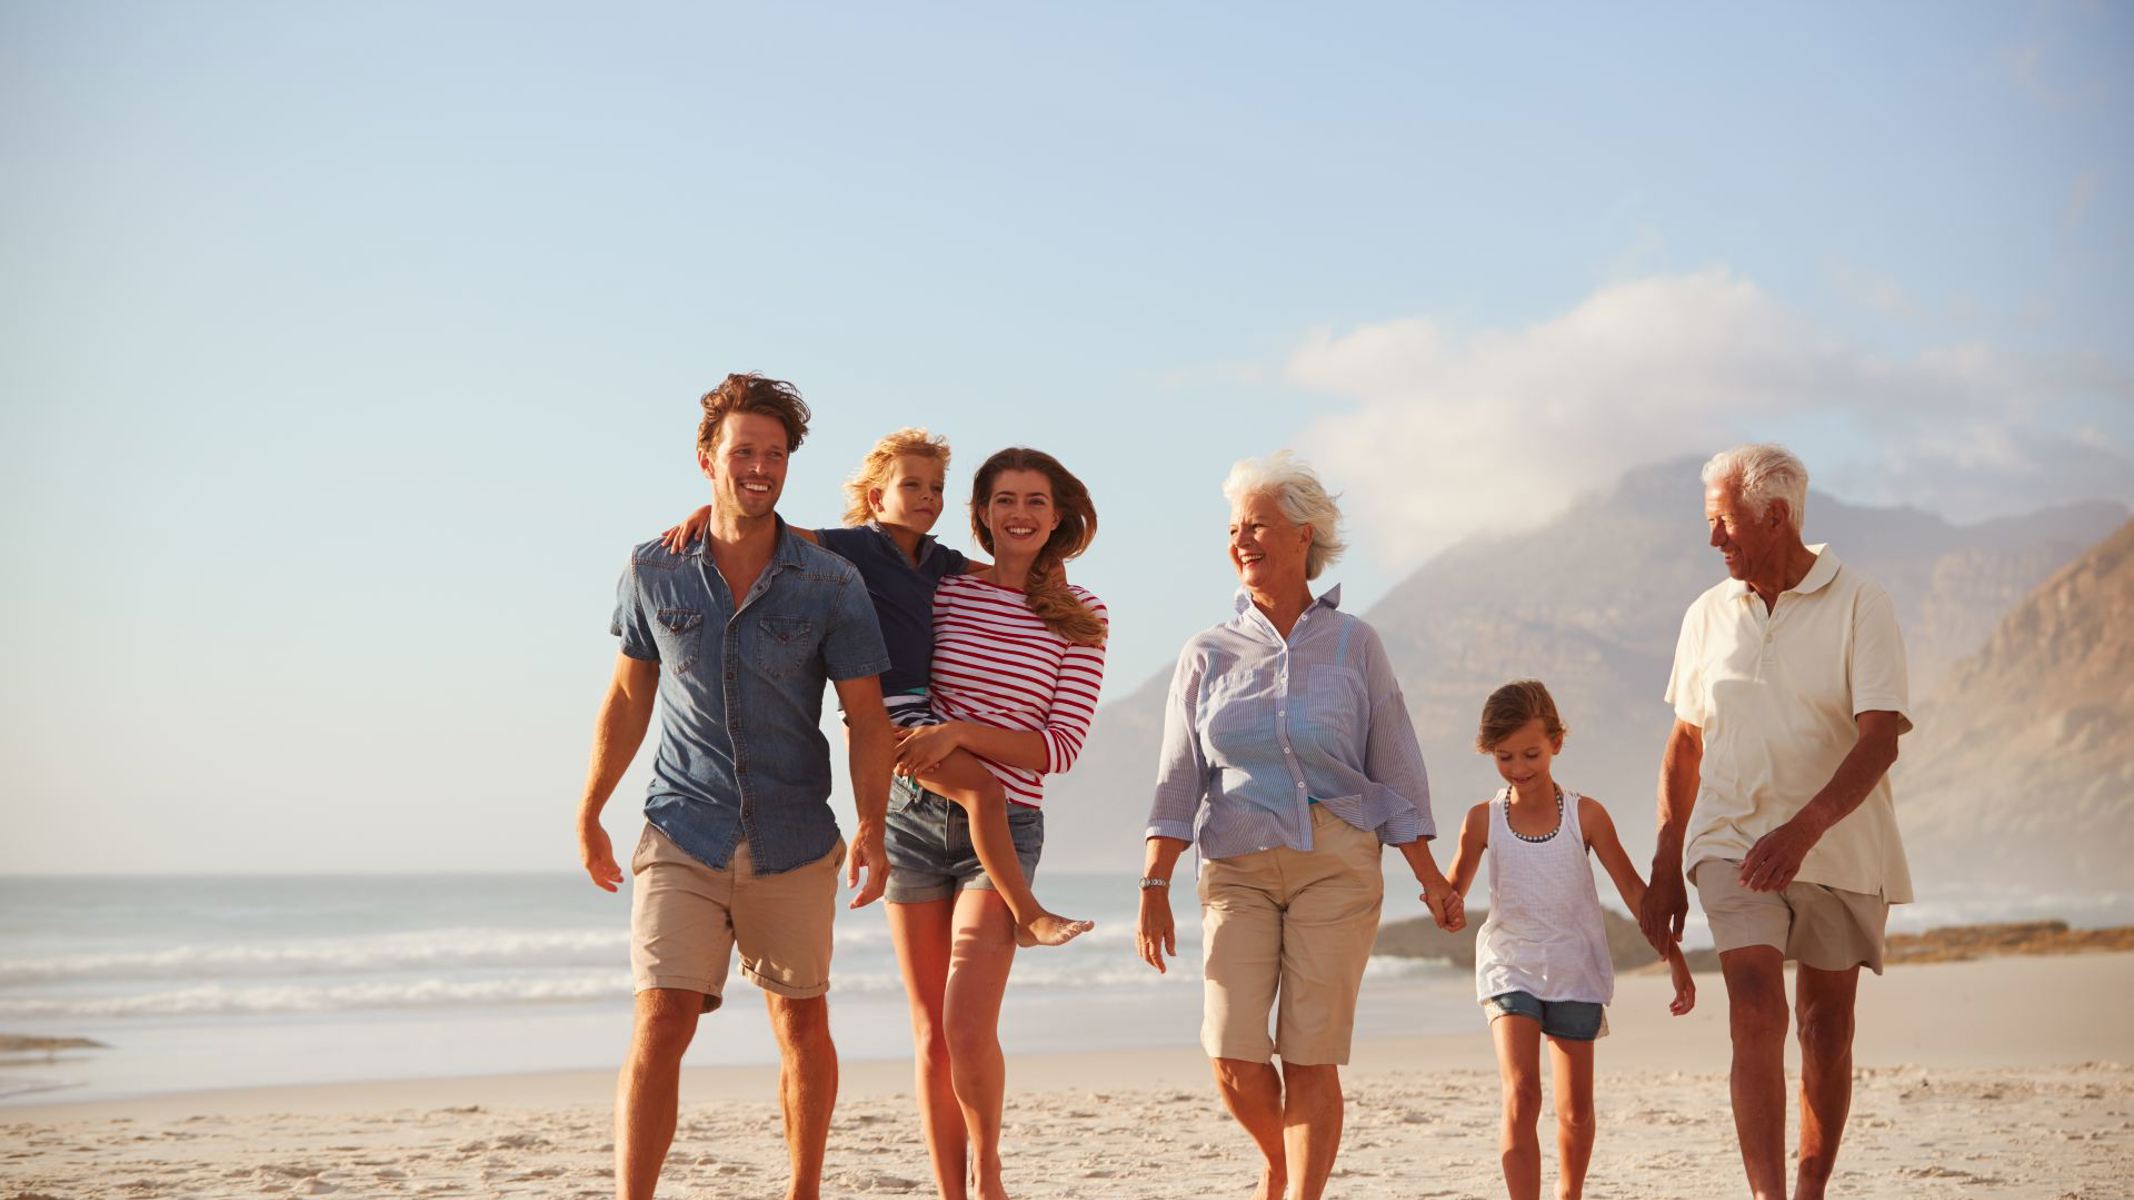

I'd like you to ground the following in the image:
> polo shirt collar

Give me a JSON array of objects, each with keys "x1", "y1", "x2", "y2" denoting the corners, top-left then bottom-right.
[
  {"x1": 863, "y1": 519, "x2": 944, "y2": 567},
  {"x1": 1728, "y1": 543, "x2": 1840, "y2": 600}
]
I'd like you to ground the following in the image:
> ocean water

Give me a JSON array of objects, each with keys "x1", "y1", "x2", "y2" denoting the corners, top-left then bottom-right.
[{"x1": 3, "y1": 872, "x2": 2125, "y2": 1106}]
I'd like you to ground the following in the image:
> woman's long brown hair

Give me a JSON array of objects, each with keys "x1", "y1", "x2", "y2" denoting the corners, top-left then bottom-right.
[{"x1": 969, "y1": 448, "x2": 1105, "y2": 647}]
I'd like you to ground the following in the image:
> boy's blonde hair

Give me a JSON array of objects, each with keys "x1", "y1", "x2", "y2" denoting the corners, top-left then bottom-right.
[
  {"x1": 1476, "y1": 680, "x2": 1569, "y2": 752},
  {"x1": 842, "y1": 428, "x2": 952, "y2": 527}
]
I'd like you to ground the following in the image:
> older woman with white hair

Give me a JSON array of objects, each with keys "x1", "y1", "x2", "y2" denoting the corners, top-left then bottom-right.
[{"x1": 1136, "y1": 451, "x2": 1460, "y2": 1200}]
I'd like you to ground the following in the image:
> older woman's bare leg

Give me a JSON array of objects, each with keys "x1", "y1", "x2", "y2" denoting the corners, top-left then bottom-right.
[
  {"x1": 1212, "y1": 1058, "x2": 1288, "y2": 1200},
  {"x1": 1279, "y1": 1063, "x2": 1343, "y2": 1200},
  {"x1": 888, "y1": 899, "x2": 968, "y2": 1200},
  {"x1": 944, "y1": 888, "x2": 1019, "y2": 1200}
]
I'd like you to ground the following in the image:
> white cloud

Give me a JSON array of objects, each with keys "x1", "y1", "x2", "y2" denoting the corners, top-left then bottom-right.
[{"x1": 1286, "y1": 269, "x2": 2134, "y2": 570}]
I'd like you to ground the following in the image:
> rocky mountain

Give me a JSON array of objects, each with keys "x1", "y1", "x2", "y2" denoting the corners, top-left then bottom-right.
[
  {"x1": 1045, "y1": 458, "x2": 2126, "y2": 874},
  {"x1": 1894, "y1": 519, "x2": 2134, "y2": 890}
]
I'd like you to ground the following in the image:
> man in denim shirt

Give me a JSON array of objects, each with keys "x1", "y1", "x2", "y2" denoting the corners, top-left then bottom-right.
[{"x1": 574, "y1": 374, "x2": 895, "y2": 1200}]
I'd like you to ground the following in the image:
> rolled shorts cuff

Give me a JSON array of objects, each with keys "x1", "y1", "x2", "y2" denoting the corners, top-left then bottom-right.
[
  {"x1": 741, "y1": 964, "x2": 830, "y2": 1001},
  {"x1": 634, "y1": 975, "x2": 725, "y2": 1013}
]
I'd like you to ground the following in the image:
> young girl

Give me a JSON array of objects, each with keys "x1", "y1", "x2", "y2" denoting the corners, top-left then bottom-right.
[
  {"x1": 664, "y1": 429, "x2": 1090, "y2": 947},
  {"x1": 1446, "y1": 680, "x2": 1695, "y2": 1200}
]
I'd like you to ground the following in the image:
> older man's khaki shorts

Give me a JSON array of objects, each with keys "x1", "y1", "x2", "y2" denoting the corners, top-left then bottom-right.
[
  {"x1": 629, "y1": 823, "x2": 844, "y2": 1012},
  {"x1": 1198, "y1": 806, "x2": 1385, "y2": 1066},
  {"x1": 1693, "y1": 858, "x2": 1888, "y2": 974}
]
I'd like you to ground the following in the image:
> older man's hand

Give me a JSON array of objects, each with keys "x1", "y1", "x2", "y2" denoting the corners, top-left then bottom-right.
[
  {"x1": 1640, "y1": 864, "x2": 1688, "y2": 953},
  {"x1": 1739, "y1": 814, "x2": 1824, "y2": 892}
]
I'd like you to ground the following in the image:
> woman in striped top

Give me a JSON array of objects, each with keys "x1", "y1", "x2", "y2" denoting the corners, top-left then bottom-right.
[{"x1": 886, "y1": 447, "x2": 1107, "y2": 1200}]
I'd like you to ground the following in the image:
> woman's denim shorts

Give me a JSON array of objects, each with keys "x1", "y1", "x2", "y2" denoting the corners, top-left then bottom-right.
[
  {"x1": 883, "y1": 774, "x2": 1044, "y2": 905},
  {"x1": 1483, "y1": 990, "x2": 1608, "y2": 1041}
]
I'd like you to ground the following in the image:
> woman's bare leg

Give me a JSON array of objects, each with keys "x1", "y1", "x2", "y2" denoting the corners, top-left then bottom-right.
[
  {"x1": 914, "y1": 751, "x2": 1090, "y2": 947},
  {"x1": 888, "y1": 899, "x2": 968, "y2": 1200},
  {"x1": 943, "y1": 887, "x2": 1019, "y2": 1200}
]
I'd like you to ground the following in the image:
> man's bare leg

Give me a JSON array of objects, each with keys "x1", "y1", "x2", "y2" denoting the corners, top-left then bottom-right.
[
  {"x1": 1279, "y1": 1062, "x2": 1343, "y2": 1200},
  {"x1": 765, "y1": 993, "x2": 838, "y2": 1200},
  {"x1": 1212, "y1": 1057, "x2": 1287, "y2": 1200},
  {"x1": 943, "y1": 888, "x2": 1018, "y2": 1200},
  {"x1": 914, "y1": 751, "x2": 1090, "y2": 947},
  {"x1": 889, "y1": 898, "x2": 969, "y2": 1200},
  {"x1": 1794, "y1": 963, "x2": 1862, "y2": 1200},
  {"x1": 615, "y1": 987, "x2": 703, "y2": 1200},
  {"x1": 1720, "y1": 947, "x2": 1791, "y2": 1200}
]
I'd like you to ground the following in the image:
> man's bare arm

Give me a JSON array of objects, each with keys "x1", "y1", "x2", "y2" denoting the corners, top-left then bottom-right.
[
  {"x1": 1639, "y1": 718, "x2": 1703, "y2": 949},
  {"x1": 576, "y1": 653, "x2": 660, "y2": 892},
  {"x1": 834, "y1": 675, "x2": 895, "y2": 908}
]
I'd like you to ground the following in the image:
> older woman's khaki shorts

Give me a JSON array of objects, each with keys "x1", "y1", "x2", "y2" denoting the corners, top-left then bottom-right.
[{"x1": 1198, "y1": 806, "x2": 1385, "y2": 1066}]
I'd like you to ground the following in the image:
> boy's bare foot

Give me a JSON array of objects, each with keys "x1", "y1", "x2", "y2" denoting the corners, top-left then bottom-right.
[{"x1": 1013, "y1": 912, "x2": 1094, "y2": 948}]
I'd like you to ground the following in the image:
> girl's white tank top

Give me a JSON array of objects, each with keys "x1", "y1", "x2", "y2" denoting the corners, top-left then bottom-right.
[{"x1": 1474, "y1": 786, "x2": 1615, "y2": 1006}]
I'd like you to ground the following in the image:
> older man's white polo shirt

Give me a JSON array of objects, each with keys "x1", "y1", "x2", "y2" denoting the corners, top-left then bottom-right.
[{"x1": 1664, "y1": 545, "x2": 1914, "y2": 902}]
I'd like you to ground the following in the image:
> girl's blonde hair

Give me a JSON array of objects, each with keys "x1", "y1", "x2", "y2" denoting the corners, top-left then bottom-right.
[
  {"x1": 1476, "y1": 679, "x2": 1569, "y2": 752},
  {"x1": 842, "y1": 428, "x2": 952, "y2": 527}
]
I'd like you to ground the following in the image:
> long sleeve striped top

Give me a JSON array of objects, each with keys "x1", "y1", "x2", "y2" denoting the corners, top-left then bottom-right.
[{"x1": 928, "y1": 573, "x2": 1108, "y2": 808}]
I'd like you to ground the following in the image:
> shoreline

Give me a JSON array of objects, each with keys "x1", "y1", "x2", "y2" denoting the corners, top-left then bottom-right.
[{"x1": 8, "y1": 952, "x2": 2130, "y2": 1124}]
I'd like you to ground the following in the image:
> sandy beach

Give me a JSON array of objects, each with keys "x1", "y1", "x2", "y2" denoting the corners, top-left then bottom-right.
[{"x1": 6, "y1": 952, "x2": 2130, "y2": 1199}]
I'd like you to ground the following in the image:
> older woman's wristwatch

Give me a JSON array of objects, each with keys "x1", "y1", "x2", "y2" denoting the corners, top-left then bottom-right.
[{"x1": 1138, "y1": 877, "x2": 1171, "y2": 890}]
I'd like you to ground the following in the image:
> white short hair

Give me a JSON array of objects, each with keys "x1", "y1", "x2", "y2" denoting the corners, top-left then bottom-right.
[
  {"x1": 1701, "y1": 443, "x2": 1809, "y2": 534},
  {"x1": 1221, "y1": 451, "x2": 1347, "y2": 581}
]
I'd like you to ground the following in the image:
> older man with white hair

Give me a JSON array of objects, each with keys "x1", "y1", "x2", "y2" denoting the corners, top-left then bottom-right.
[{"x1": 1639, "y1": 443, "x2": 1913, "y2": 1200}]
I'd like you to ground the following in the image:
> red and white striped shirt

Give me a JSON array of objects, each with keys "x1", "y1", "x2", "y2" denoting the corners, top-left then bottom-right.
[{"x1": 929, "y1": 573, "x2": 1108, "y2": 808}]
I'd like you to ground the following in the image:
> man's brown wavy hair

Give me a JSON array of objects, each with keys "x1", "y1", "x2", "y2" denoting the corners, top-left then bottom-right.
[{"x1": 697, "y1": 373, "x2": 811, "y2": 456}]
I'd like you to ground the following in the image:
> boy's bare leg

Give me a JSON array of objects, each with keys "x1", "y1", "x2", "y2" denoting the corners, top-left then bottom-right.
[{"x1": 914, "y1": 750, "x2": 1091, "y2": 947}]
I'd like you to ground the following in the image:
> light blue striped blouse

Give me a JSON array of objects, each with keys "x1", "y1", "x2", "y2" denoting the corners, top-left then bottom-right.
[{"x1": 1144, "y1": 586, "x2": 1434, "y2": 860}]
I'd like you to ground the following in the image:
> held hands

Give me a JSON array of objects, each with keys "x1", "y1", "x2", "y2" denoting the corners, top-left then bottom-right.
[
  {"x1": 1418, "y1": 870, "x2": 1464, "y2": 932},
  {"x1": 892, "y1": 724, "x2": 964, "y2": 777},
  {"x1": 1136, "y1": 887, "x2": 1177, "y2": 973},
  {"x1": 1738, "y1": 813, "x2": 1824, "y2": 892},
  {"x1": 578, "y1": 819, "x2": 624, "y2": 893},
  {"x1": 1639, "y1": 865, "x2": 1689, "y2": 956},
  {"x1": 846, "y1": 825, "x2": 888, "y2": 909}
]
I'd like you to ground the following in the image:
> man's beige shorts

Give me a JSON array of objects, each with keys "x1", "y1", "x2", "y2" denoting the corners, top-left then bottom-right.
[
  {"x1": 1693, "y1": 858, "x2": 1889, "y2": 974},
  {"x1": 1198, "y1": 806, "x2": 1385, "y2": 1066},
  {"x1": 629, "y1": 823, "x2": 844, "y2": 1013}
]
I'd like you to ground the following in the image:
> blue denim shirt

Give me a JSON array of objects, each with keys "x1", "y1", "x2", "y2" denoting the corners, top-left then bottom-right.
[
  {"x1": 1144, "y1": 586, "x2": 1433, "y2": 860},
  {"x1": 612, "y1": 520, "x2": 891, "y2": 874}
]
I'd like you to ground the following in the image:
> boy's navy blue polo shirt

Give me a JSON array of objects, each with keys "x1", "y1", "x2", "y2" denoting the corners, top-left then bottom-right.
[{"x1": 813, "y1": 522, "x2": 967, "y2": 696}]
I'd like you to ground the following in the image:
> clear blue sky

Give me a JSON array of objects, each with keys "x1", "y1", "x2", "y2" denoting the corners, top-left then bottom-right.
[{"x1": 3, "y1": 2, "x2": 2127, "y2": 872}]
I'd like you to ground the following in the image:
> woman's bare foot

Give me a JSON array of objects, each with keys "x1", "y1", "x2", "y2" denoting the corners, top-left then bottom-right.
[
  {"x1": 1251, "y1": 1164, "x2": 1285, "y2": 1200},
  {"x1": 1012, "y1": 912, "x2": 1094, "y2": 948}
]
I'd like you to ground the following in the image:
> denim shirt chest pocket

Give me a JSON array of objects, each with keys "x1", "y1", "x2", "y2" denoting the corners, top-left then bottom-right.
[
  {"x1": 750, "y1": 615, "x2": 818, "y2": 680},
  {"x1": 652, "y1": 608, "x2": 704, "y2": 674}
]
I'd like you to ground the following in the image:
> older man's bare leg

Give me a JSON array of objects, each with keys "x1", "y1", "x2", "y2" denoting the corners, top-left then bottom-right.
[
  {"x1": 1279, "y1": 1062, "x2": 1342, "y2": 1200},
  {"x1": 1719, "y1": 947, "x2": 1790, "y2": 1200},
  {"x1": 615, "y1": 987, "x2": 703, "y2": 1200},
  {"x1": 1212, "y1": 1058, "x2": 1287, "y2": 1200},
  {"x1": 765, "y1": 993, "x2": 838, "y2": 1200},
  {"x1": 1794, "y1": 964, "x2": 1862, "y2": 1200}
]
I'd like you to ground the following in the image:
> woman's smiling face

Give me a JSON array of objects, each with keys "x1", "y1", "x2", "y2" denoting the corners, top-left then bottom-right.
[
  {"x1": 982, "y1": 468, "x2": 1060, "y2": 556},
  {"x1": 1228, "y1": 490, "x2": 1311, "y2": 592}
]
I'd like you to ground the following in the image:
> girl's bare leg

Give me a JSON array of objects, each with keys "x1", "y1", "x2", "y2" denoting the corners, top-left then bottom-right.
[
  {"x1": 1491, "y1": 1014, "x2": 1545, "y2": 1200},
  {"x1": 888, "y1": 899, "x2": 968, "y2": 1200},
  {"x1": 914, "y1": 751, "x2": 1091, "y2": 947},
  {"x1": 1547, "y1": 1036, "x2": 1596, "y2": 1200}
]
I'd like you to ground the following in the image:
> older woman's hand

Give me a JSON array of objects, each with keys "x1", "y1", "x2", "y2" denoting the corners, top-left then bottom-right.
[
  {"x1": 1420, "y1": 871, "x2": 1464, "y2": 932},
  {"x1": 1136, "y1": 886, "x2": 1177, "y2": 973}
]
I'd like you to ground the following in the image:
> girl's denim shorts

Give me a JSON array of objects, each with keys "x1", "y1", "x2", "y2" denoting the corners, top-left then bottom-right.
[
  {"x1": 1483, "y1": 990, "x2": 1609, "y2": 1041},
  {"x1": 883, "y1": 774, "x2": 1044, "y2": 904}
]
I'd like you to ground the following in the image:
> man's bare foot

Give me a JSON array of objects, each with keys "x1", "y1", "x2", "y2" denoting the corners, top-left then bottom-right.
[{"x1": 1013, "y1": 912, "x2": 1094, "y2": 948}]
